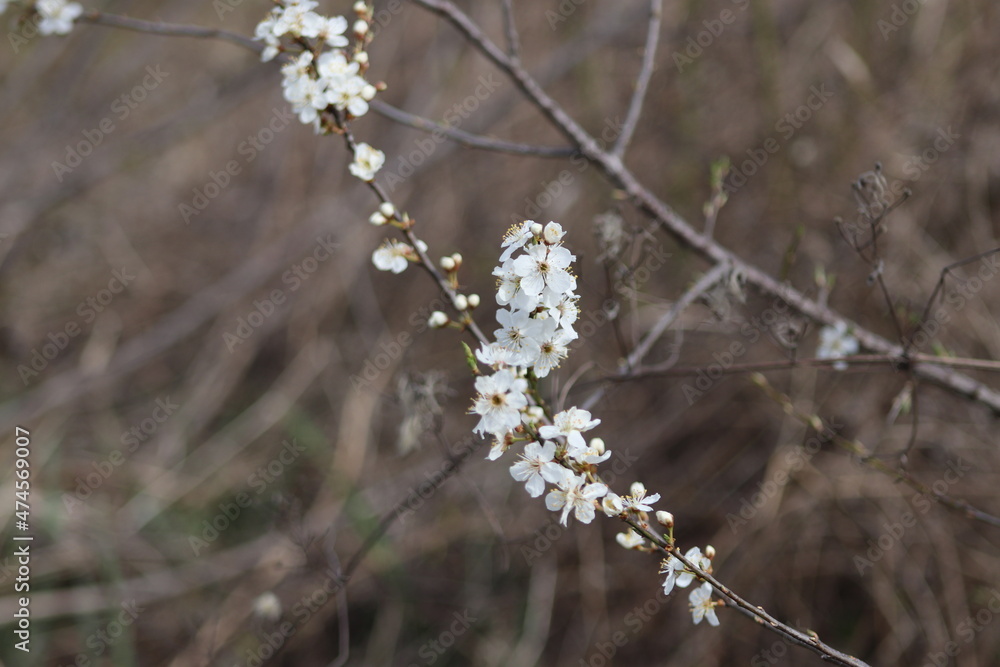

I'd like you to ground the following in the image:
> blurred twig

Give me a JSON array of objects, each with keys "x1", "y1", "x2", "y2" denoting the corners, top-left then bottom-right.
[
  {"x1": 612, "y1": 0, "x2": 662, "y2": 158},
  {"x1": 751, "y1": 373, "x2": 1000, "y2": 529},
  {"x1": 404, "y1": 0, "x2": 1000, "y2": 416},
  {"x1": 370, "y1": 100, "x2": 576, "y2": 158}
]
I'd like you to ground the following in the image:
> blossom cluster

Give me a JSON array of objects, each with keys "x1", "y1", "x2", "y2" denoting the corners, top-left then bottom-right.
[
  {"x1": 0, "y1": 0, "x2": 83, "y2": 34},
  {"x1": 467, "y1": 221, "x2": 722, "y2": 626},
  {"x1": 254, "y1": 1, "x2": 379, "y2": 135}
]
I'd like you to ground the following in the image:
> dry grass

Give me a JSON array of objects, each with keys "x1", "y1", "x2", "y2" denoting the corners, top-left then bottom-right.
[{"x1": 1, "y1": 0, "x2": 999, "y2": 665}]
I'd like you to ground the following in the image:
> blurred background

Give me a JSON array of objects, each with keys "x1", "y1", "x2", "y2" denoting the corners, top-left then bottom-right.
[{"x1": 1, "y1": 0, "x2": 999, "y2": 665}]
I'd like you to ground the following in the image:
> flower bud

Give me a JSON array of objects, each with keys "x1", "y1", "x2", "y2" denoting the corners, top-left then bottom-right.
[
  {"x1": 353, "y1": 20, "x2": 369, "y2": 37},
  {"x1": 428, "y1": 311, "x2": 449, "y2": 328},
  {"x1": 543, "y1": 221, "x2": 565, "y2": 244},
  {"x1": 530, "y1": 221, "x2": 543, "y2": 236},
  {"x1": 379, "y1": 202, "x2": 395, "y2": 218},
  {"x1": 630, "y1": 481, "x2": 647, "y2": 497},
  {"x1": 589, "y1": 437, "x2": 605, "y2": 454},
  {"x1": 354, "y1": 51, "x2": 370, "y2": 66},
  {"x1": 440, "y1": 256, "x2": 456, "y2": 271},
  {"x1": 361, "y1": 83, "x2": 377, "y2": 100},
  {"x1": 353, "y1": 1, "x2": 368, "y2": 14},
  {"x1": 454, "y1": 294, "x2": 469, "y2": 311},
  {"x1": 450, "y1": 252, "x2": 463, "y2": 268},
  {"x1": 252, "y1": 592, "x2": 282, "y2": 622},
  {"x1": 655, "y1": 511, "x2": 674, "y2": 528},
  {"x1": 467, "y1": 294, "x2": 481, "y2": 309},
  {"x1": 705, "y1": 545, "x2": 716, "y2": 560},
  {"x1": 602, "y1": 493, "x2": 624, "y2": 517},
  {"x1": 368, "y1": 211, "x2": 387, "y2": 226}
]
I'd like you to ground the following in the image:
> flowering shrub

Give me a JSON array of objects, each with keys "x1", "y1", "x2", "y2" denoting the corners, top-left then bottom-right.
[{"x1": 8, "y1": 0, "x2": 1000, "y2": 665}]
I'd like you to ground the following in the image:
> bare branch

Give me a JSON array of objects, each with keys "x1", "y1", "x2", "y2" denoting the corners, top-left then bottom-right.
[
  {"x1": 405, "y1": 0, "x2": 1000, "y2": 416},
  {"x1": 612, "y1": 0, "x2": 662, "y2": 158},
  {"x1": 370, "y1": 100, "x2": 576, "y2": 158},
  {"x1": 501, "y1": 0, "x2": 521, "y2": 60},
  {"x1": 80, "y1": 10, "x2": 263, "y2": 53}
]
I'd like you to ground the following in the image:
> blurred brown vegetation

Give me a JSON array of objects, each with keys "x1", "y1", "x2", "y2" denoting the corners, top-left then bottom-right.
[{"x1": 1, "y1": 0, "x2": 999, "y2": 665}]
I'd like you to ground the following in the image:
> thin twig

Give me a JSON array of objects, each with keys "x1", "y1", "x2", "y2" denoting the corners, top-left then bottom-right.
[
  {"x1": 581, "y1": 263, "x2": 728, "y2": 411},
  {"x1": 80, "y1": 10, "x2": 263, "y2": 52},
  {"x1": 501, "y1": 0, "x2": 521, "y2": 60},
  {"x1": 612, "y1": 0, "x2": 662, "y2": 158},
  {"x1": 370, "y1": 100, "x2": 576, "y2": 158},
  {"x1": 405, "y1": 0, "x2": 1000, "y2": 416},
  {"x1": 751, "y1": 373, "x2": 1000, "y2": 529}
]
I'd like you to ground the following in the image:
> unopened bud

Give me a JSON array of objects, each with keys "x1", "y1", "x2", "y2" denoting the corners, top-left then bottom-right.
[
  {"x1": 379, "y1": 202, "x2": 395, "y2": 218},
  {"x1": 361, "y1": 83, "x2": 376, "y2": 100},
  {"x1": 454, "y1": 294, "x2": 469, "y2": 311},
  {"x1": 655, "y1": 511, "x2": 674, "y2": 528},
  {"x1": 467, "y1": 294, "x2": 481, "y2": 309},
  {"x1": 428, "y1": 311, "x2": 449, "y2": 328},
  {"x1": 252, "y1": 592, "x2": 282, "y2": 622},
  {"x1": 589, "y1": 437, "x2": 605, "y2": 454},
  {"x1": 630, "y1": 481, "x2": 646, "y2": 497},
  {"x1": 440, "y1": 256, "x2": 456, "y2": 271},
  {"x1": 450, "y1": 253, "x2": 463, "y2": 269},
  {"x1": 705, "y1": 545, "x2": 716, "y2": 559},
  {"x1": 353, "y1": 20, "x2": 369, "y2": 37},
  {"x1": 354, "y1": 51, "x2": 370, "y2": 66},
  {"x1": 353, "y1": 1, "x2": 368, "y2": 14},
  {"x1": 530, "y1": 221, "x2": 543, "y2": 236},
  {"x1": 368, "y1": 211, "x2": 387, "y2": 226}
]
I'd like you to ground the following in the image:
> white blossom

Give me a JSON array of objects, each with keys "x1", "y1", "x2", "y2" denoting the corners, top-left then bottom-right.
[
  {"x1": 499, "y1": 220, "x2": 534, "y2": 263},
  {"x1": 37, "y1": 0, "x2": 83, "y2": 35},
  {"x1": 818, "y1": 321, "x2": 859, "y2": 371},
  {"x1": 350, "y1": 143, "x2": 384, "y2": 181},
  {"x1": 616, "y1": 529, "x2": 645, "y2": 550},
  {"x1": 538, "y1": 407, "x2": 601, "y2": 455},
  {"x1": 471, "y1": 370, "x2": 528, "y2": 438},
  {"x1": 544, "y1": 473, "x2": 608, "y2": 526},
  {"x1": 512, "y1": 244, "x2": 576, "y2": 297},
  {"x1": 689, "y1": 583, "x2": 720, "y2": 626},
  {"x1": 510, "y1": 441, "x2": 570, "y2": 497},
  {"x1": 372, "y1": 240, "x2": 412, "y2": 274}
]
